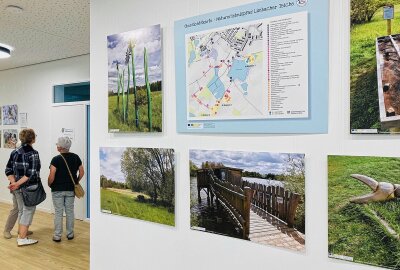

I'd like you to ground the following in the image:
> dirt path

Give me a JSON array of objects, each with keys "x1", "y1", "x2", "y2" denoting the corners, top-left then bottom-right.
[{"x1": 107, "y1": 188, "x2": 149, "y2": 199}]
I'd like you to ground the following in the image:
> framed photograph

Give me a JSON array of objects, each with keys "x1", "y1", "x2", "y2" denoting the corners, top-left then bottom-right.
[
  {"x1": 107, "y1": 25, "x2": 162, "y2": 133},
  {"x1": 2, "y1": 105, "x2": 18, "y2": 125},
  {"x1": 350, "y1": 1, "x2": 400, "y2": 134},
  {"x1": 100, "y1": 147, "x2": 175, "y2": 226},
  {"x1": 190, "y1": 149, "x2": 305, "y2": 252},
  {"x1": 3, "y1": 129, "x2": 18, "y2": 149},
  {"x1": 328, "y1": 155, "x2": 400, "y2": 269}
]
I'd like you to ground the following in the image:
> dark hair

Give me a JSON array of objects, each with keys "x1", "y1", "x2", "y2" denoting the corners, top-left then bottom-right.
[
  {"x1": 395, "y1": 184, "x2": 400, "y2": 198},
  {"x1": 19, "y1": 129, "x2": 36, "y2": 144}
]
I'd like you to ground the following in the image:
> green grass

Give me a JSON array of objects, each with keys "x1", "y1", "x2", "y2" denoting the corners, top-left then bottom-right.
[
  {"x1": 108, "y1": 91, "x2": 162, "y2": 132},
  {"x1": 101, "y1": 188, "x2": 174, "y2": 226},
  {"x1": 350, "y1": 5, "x2": 400, "y2": 131},
  {"x1": 328, "y1": 155, "x2": 400, "y2": 269}
]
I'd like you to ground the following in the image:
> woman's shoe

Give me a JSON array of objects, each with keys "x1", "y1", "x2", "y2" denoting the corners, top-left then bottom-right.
[
  {"x1": 3, "y1": 231, "x2": 12, "y2": 239},
  {"x1": 17, "y1": 238, "x2": 38, "y2": 246},
  {"x1": 52, "y1": 237, "x2": 61, "y2": 242}
]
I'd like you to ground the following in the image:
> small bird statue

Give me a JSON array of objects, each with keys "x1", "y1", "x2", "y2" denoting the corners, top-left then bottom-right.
[{"x1": 350, "y1": 174, "x2": 400, "y2": 204}]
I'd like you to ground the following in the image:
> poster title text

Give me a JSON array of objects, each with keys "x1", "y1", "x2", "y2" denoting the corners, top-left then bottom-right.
[{"x1": 184, "y1": 2, "x2": 295, "y2": 29}]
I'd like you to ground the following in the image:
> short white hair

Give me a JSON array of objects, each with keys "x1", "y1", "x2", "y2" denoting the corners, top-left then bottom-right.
[{"x1": 57, "y1": 137, "x2": 72, "y2": 150}]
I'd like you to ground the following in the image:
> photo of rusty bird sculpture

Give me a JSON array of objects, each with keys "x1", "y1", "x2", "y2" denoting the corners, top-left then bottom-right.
[{"x1": 350, "y1": 174, "x2": 400, "y2": 203}]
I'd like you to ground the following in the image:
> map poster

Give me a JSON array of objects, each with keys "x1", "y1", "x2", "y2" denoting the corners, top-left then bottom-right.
[
  {"x1": 175, "y1": 0, "x2": 329, "y2": 133},
  {"x1": 186, "y1": 13, "x2": 308, "y2": 120}
]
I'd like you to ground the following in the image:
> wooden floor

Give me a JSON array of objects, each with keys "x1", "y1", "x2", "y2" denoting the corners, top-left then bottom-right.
[
  {"x1": 0, "y1": 202, "x2": 89, "y2": 270},
  {"x1": 249, "y1": 206, "x2": 305, "y2": 252}
]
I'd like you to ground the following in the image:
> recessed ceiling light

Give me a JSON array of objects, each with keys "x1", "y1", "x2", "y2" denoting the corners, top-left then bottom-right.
[
  {"x1": 5, "y1": 5, "x2": 23, "y2": 14},
  {"x1": 0, "y1": 44, "x2": 13, "y2": 59}
]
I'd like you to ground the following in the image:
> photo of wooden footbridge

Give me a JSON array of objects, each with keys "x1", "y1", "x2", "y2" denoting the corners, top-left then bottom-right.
[{"x1": 193, "y1": 167, "x2": 305, "y2": 252}]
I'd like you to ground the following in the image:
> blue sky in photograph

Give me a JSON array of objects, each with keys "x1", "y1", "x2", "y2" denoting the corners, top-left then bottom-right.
[
  {"x1": 189, "y1": 149, "x2": 304, "y2": 175},
  {"x1": 100, "y1": 147, "x2": 126, "y2": 183},
  {"x1": 107, "y1": 24, "x2": 162, "y2": 93}
]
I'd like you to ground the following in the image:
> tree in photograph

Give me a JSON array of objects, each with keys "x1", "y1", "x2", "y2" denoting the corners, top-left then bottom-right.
[
  {"x1": 351, "y1": 0, "x2": 396, "y2": 24},
  {"x1": 266, "y1": 173, "x2": 277, "y2": 179},
  {"x1": 120, "y1": 152, "x2": 146, "y2": 192},
  {"x1": 100, "y1": 175, "x2": 126, "y2": 189},
  {"x1": 282, "y1": 153, "x2": 305, "y2": 197},
  {"x1": 189, "y1": 160, "x2": 198, "y2": 177},
  {"x1": 282, "y1": 154, "x2": 305, "y2": 233},
  {"x1": 121, "y1": 148, "x2": 175, "y2": 207},
  {"x1": 100, "y1": 175, "x2": 108, "y2": 188},
  {"x1": 243, "y1": 170, "x2": 265, "y2": 179},
  {"x1": 201, "y1": 161, "x2": 224, "y2": 169}
]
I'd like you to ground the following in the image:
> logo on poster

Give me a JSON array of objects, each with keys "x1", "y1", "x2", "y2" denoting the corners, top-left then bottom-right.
[{"x1": 297, "y1": 0, "x2": 307, "y2": 7}]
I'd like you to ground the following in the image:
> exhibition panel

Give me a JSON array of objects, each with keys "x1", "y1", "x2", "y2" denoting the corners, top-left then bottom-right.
[
  {"x1": 175, "y1": 0, "x2": 329, "y2": 133},
  {"x1": 89, "y1": 0, "x2": 400, "y2": 270}
]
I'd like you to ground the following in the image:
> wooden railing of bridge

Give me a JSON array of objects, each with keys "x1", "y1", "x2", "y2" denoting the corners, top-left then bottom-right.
[
  {"x1": 243, "y1": 181, "x2": 301, "y2": 228},
  {"x1": 208, "y1": 172, "x2": 253, "y2": 239},
  {"x1": 196, "y1": 169, "x2": 301, "y2": 238}
]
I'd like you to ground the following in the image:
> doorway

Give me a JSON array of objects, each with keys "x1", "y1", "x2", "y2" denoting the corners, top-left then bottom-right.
[{"x1": 51, "y1": 81, "x2": 90, "y2": 220}]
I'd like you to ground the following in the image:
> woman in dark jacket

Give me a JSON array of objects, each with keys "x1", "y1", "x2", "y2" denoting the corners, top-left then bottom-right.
[{"x1": 6, "y1": 128, "x2": 41, "y2": 246}]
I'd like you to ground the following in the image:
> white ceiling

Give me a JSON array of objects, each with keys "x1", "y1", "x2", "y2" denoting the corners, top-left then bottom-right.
[{"x1": 0, "y1": 0, "x2": 89, "y2": 71}]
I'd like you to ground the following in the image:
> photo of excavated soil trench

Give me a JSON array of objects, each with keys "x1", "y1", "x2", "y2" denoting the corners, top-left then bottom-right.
[{"x1": 376, "y1": 34, "x2": 400, "y2": 127}]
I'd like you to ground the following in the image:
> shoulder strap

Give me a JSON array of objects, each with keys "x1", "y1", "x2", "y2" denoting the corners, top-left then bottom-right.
[{"x1": 59, "y1": 154, "x2": 76, "y2": 185}]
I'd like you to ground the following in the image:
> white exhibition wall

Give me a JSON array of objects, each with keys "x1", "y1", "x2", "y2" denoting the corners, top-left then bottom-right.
[
  {"x1": 0, "y1": 55, "x2": 89, "y2": 212},
  {"x1": 90, "y1": 1, "x2": 399, "y2": 270}
]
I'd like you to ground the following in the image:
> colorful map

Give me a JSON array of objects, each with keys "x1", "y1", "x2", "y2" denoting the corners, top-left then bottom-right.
[{"x1": 186, "y1": 22, "x2": 265, "y2": 120}]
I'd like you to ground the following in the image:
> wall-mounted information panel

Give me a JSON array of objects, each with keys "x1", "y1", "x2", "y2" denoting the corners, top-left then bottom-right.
[{"x1": 175, "y1": 0, "x2": 329, "y2": 133}]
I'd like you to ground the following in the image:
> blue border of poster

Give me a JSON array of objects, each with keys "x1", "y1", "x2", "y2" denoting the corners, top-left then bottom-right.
[{"x1": 175, "y1": 0, "x2": 329, "y2": 134}]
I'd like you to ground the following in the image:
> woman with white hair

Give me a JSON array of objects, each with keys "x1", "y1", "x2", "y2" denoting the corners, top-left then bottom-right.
[{"x1": 48, "y1": 137, "x2": 84, "y2": 242}]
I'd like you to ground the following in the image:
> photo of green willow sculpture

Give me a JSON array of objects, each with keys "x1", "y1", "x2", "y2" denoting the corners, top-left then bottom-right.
[{"x1": 107, "y1": 25, "x2": 162, "y2": 133}]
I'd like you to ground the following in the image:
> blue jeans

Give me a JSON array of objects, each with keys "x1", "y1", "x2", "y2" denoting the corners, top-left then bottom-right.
[{"x1": 52, "y1": 191, "x2": 75, "y2": 239}]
